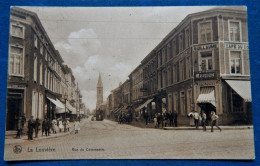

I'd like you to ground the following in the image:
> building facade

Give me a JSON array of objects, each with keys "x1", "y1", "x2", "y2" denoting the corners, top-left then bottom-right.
[
  {"x1": 7, "y1": 7, "x2": 81, "y2": 130},
  {"x1": 107, "y1": 6, "x2": 251, "y2": 125}
]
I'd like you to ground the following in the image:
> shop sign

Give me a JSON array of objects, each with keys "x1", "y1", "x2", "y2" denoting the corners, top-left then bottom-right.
[
  {"x1": 194, "y1": 71, "x2": 217, "y2": 81},
  {"x1": 193, "y1": 44, "x2": 218, "y2": 51},
  {"x1": 225, "y1": 43, "x2": 249, "y2": 50},
  {"x1": 7, "y1": 84, "x2": 25, "y2": 89}
]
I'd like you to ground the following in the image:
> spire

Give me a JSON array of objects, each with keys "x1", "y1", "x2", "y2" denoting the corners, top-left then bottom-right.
[{"x1": 97, "y1": 73, "x2": 103, "y2": 87}]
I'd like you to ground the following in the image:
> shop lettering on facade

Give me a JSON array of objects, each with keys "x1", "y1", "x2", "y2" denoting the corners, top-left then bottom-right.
[
  {"x1": 193, "y1": 44, "x2": 218, "y2": 51},
  {"x1": 225, "y1": 43, "x2": 249, "y2": 50},
  {"x1": 194, "y1": 71, "x2": 217, "y2": 81}
]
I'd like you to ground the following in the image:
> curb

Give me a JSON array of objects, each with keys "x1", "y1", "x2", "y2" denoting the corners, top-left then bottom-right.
[
  {"x1": 5, "y1": 130, "x2": 74, "y2": 145},
  {"x1": 163, "y1": 126, "x2": 253, "y2": 130}
]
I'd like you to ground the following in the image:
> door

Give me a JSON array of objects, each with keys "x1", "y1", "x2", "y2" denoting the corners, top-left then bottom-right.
[{"x1": 6, "y1": 98, "x2": 22, "y2": 130}]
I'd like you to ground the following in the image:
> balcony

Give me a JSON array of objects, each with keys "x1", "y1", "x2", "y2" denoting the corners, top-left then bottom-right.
[{"x1": 194, "y1": 70, "x2": 219, "y2": 81}]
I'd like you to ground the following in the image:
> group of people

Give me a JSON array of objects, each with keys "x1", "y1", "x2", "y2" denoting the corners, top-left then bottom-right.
[
  {"x1": 188, "y1": 110, "x2": 222, "y2": 132},
  {"x1": 153, "y1": 112, "x2": 178, "y2": 128},
  {"x1": 27, "y1": 116, "x2": 72, "y2": 140}
]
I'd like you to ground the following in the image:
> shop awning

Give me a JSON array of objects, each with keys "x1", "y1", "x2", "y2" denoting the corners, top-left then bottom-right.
[
  {"x1": 47, "y1": 97, "x2": 65, "y2": 109},
  {"x1": 135, "y1": 98, "x2": 153, "y2": 112},
  {"x1": 225, "y1": 80, "x2": 252, "y2": 102},
  {"x1": 66, "y1": 103, "x2": 76, "y2": 114},
  {"x1": 113, "y1": 106, "x2": 123, "y2": 114},
  {"x1": 197, "y1": 87, "x2": 216, "y2": 107}
]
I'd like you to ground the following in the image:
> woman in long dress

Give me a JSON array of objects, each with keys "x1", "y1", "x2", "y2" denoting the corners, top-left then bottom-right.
[{"x1": 74, "y1": 120, "x2": 80, "y2": 134}]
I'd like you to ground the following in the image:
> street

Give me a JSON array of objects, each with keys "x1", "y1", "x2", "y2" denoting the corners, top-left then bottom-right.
[{"x1": 5, "y1": 117, "x2": 255, "y2": 160}]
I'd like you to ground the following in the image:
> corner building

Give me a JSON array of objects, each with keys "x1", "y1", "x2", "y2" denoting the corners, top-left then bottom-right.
[{"x1": 151, "y1": 7, "x2": 251, "y2": 125}]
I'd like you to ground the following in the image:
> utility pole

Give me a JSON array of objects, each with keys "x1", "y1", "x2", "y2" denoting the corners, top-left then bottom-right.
[{"x1": 76, "y1": 82, "x2": 80, "y2": 118}]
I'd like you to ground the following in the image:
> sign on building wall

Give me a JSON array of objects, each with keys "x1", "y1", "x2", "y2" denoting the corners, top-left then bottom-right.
[
  {"x1": 193, "y1": 43, "x2": 218, "y2": 51},
  {"x1": 225, "y1": 43, "x2": 249, "y2": 50}
]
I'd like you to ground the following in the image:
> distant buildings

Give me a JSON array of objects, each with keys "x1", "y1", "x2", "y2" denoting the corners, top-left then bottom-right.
[
  {"x1": 105, "y1": 7, "x2": 251, "y2": 125},
  {"x1": 7, "y1": 7, "x2": 86, "y2": 131}
]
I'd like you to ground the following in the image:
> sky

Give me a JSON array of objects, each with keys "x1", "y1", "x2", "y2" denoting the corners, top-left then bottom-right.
[{"x1": 22, "y1": 6, "x2": 213, "y2": 111}]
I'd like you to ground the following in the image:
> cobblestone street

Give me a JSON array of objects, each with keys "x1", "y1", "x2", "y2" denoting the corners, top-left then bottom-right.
[{"x1": 5, "y1": 117, "x2": 255, "y2": 160}]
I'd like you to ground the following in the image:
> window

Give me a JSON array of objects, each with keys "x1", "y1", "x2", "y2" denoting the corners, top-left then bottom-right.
[
  {"x1": 232, "y1": 91, "x2": 243, "y2": 112},
  {"x1": 162, "y1": 48, "x2": 166, "y2": 64},
  {"x1": 185, "y1": 28, "x2": 190, "y2": 48},
  {"x1": 39, "y1": 62, "x2": 43, "y2": 85},
  {"x1": 179, "y1": 33, "x2": 183, "y2": 52},
  {"x1": 40, "y1": 43, "x2": 43, "y2": 55},
  {"x1": 167, "y1": 42, "x2": 172, "y2": 60},
  {"x1": 230, "y1": 51, "x2": 241, "y2": 74},
  {"x1": 199, "y1": 21, "x2": 212, "y2": 43},
  {"x1": 229, "y1": 21, "x2": 241, "y2": 42},
  {"x1": 34, "y1": 34, "x2": 38, "y2": 48},
  {"x1": 11, "y1": 24, "x2": 24, "y2": 38},
  {"x1": 200, "y1": 52, "x2": 213, "y2": 71},
  {"x1": 45, "y1": 67, "x2": 47, "y2": 88},
  {"x1": 9, "y1": 46, "x2": 23, "y2": 76},
  {"x1": 180, "y1": 91, "x2": 185, "y2": 115},
  {"x1": 186, "y1": 89, "x2": 192, "y2": 113},
  {"x1": 158, "y1": 72, "x2": 161, "y2": 89},
  {"x1": 173, "y1": 93, "x2": 178, "y2": 113},
  {"x1": 172, "y1": 39, "x2": 176, "y2": 57},
  {"x1": 186, "y1": 56, "x2": 191, "y2": 78},
  {"x1": 33, "y1": 54, "x2": 37, "y2": 82},
  {"x1": 157, "y1": 52, "x2": 161, "y2": 67},
  {"x1": 179, "y1": 60, "x2": 184, "y2": 81}
]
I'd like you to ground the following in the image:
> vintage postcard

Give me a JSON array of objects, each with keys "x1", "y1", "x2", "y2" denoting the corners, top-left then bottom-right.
[{"x1": 4, "y1": 6, "x2": 255, "y2": 160}]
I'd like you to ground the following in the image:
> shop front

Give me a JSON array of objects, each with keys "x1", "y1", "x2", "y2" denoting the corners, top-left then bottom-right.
[{"x1": 6, "y1": 88, "x2": 25, "y2": 130}]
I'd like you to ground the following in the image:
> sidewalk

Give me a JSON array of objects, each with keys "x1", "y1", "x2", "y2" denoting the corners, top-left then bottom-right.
[
  {"x1": 4, "y1": 119, "x2": 90, "y2": 145},
  {"x1": 115, "y1": 119, "x2": 253, "y2": 130},
  {"x1": 163, "y1": 125, "x2": 253, "y2": 130}
]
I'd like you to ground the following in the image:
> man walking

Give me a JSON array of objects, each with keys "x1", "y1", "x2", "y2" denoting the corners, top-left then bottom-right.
[
  {"x1": 34, "y1": 118, "x2": 40, "y2": 138},
  {"x1": 27, "y1": 116, "x2": 34, "y2": 140},
  {"x1": 211, "y1": 111, "x2": 222, "y2": 132},
  {"x1": 193, "y1": 111, "x2": 199, "y2": 129},
  {"x1": 201, "y1": 111, "x2": 207, "y2": 131},
  {"x1": 173, "y1": 111, "x2": 178, "y2": 127}
]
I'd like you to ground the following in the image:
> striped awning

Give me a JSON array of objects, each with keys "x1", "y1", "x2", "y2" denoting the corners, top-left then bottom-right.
[
  {"x1": 225, "y1": 80, "x2": 252, "y2": 102},
  {"x1": 197, "y1": 87, "x2": 216, "y2": 107},
  {"x1": 135, "y1": 98, "x2": 153, "y2": 112}
]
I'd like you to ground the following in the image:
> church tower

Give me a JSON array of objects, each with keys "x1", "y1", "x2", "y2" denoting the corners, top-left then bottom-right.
[{"x1": 96, "y1": 73, "x2": 103, "y2": 109}]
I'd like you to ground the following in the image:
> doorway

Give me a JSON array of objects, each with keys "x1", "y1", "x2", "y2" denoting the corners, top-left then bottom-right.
[{"x1": 6, "y1": 97, "x2": 22, "y2": 130}]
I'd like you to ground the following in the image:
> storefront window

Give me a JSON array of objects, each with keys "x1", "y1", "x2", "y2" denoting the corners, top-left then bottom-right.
[
  {"x1": 230, "y1": 51, "x2": 241, "y2": 74},
  {"x1": 232, "y1": 92, "x2": 243, "y2": 112}
]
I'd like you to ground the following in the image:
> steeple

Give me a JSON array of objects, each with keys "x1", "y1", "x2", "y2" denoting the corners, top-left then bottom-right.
[{"x1": 97, "y1": 73, "x2": 103, "y2": 87}]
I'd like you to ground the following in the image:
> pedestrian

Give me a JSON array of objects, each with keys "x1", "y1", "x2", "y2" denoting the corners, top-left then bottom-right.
[
  {"x1": 169, "y1": 112, "x2": 174, "y2": 126},
  {"x1": 201, "y1": 111, "x2": 207, "y2": 131},
  {"x1": 63, "y1": 119, "x2": 67, "y2": 132},
  {"x1": 16, "y1": 117, "x2": 22, "y2": 138},
  {"x1": 27, "y1": 116, "x2": 34, "y2": 140},
  {"x1": 58, "y1": 119, "x2": 64, "y2": 132},
  {"x1": 173, "y1": 111, "x2": 178, "y2": 127},
  {"x1": 34, "y1": 118, "x2": 40, "y2": 138},
  {"x1": 21, "y1": 113, "x2": 26, "y2": 135},
  {"x1": 46, "y1": 118, "x2": 51, "y2": 136},
  {"x1": 153, "y1": 114, "x2": 158, "y2": 128},
  {"x1": 143, "y1": 107, "x2": 148, "y2": 126},
  {"x1": 66, "y1": 119, "x2": 70, "y2": 132},
  {"x1": 51, "y1": 118, "x2": 58, "y2": 134},
  {"x1": 74, "y1": 119, "x2": 80, "y2": 134},
  {"x1": 193, "y1": 111, "x2": 200, "y2": 129},
  {"x1": 157, "y1": 113, "x2": 161, "y2": 128},
  {"x1": 210, "y1": 111, "x2": 222, "y2": 132},
  {"x1": 42, "y1": 118, "x2": 48, "y2": 136}
]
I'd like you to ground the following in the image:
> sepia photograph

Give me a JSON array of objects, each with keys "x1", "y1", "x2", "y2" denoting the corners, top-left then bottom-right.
[{"x1": 4, "y1": 6, "x2": 255, "y2": 160}]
